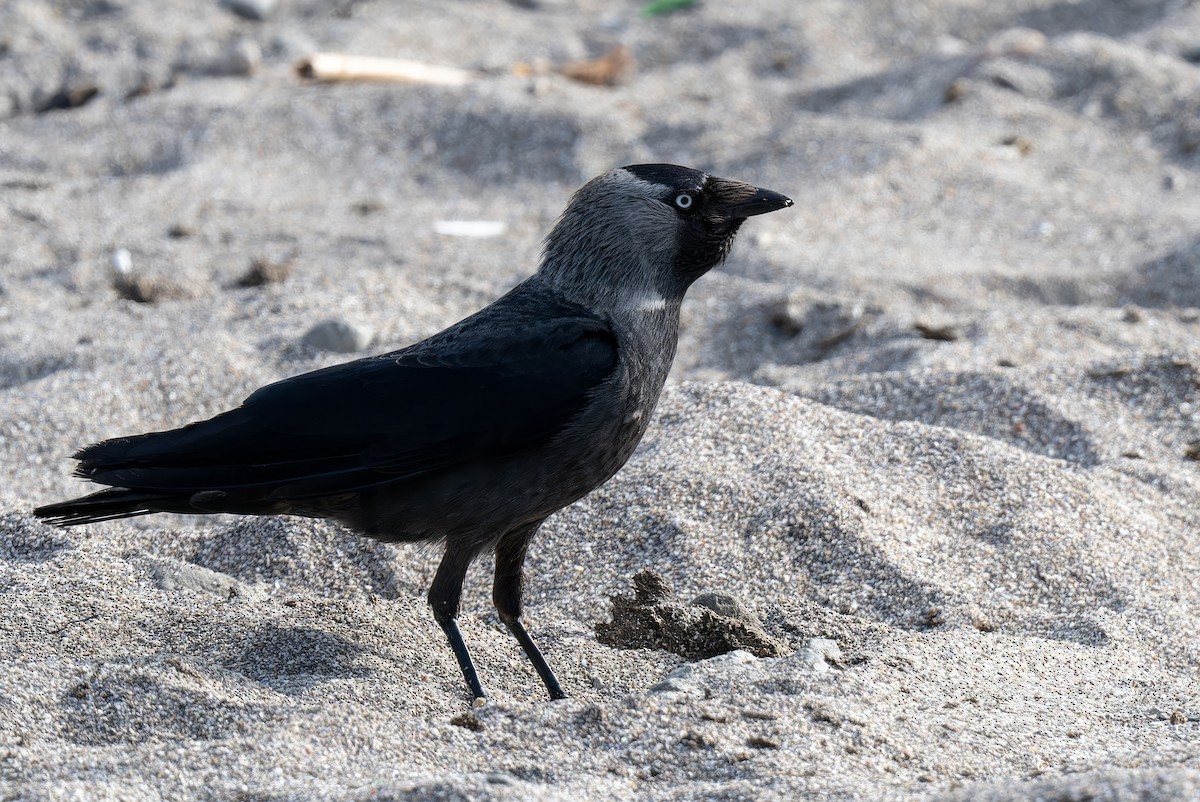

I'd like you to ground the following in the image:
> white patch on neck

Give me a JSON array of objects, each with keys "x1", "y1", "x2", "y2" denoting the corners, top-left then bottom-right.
[{"x1": 626, "y1": 292, "x2": 668, "y2": 313}]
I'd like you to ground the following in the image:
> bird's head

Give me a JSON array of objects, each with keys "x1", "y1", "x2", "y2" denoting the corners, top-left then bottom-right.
[{"x1": 539, "y1": 164, "x2": 792, "y2": 310}]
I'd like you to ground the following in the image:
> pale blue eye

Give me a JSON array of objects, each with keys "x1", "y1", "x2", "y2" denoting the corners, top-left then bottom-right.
[{"x1": 674, "y1": 193, "x2": 694, "y2": 210}]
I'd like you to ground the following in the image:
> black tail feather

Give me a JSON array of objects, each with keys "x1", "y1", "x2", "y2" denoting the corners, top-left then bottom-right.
[{"x1": 32, "y1": 489, "x2": 187, "y2": 527}]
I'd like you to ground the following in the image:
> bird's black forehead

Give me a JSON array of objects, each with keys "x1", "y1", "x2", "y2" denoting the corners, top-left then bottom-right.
[{"x1": 621, "y1": 164, "x2": 707, "y2": 191}]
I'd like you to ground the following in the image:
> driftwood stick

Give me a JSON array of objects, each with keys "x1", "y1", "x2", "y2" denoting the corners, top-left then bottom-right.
[{"x1": 296, "y1": 53, "x2": 474, "y2": 86}]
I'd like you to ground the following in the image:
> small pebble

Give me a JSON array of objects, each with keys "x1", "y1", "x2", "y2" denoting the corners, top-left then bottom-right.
[
  {"x1": 799, "y1": 638, "x2": 843, "y2": 674},
  {"x1": 691, "y1": 592, "x2": 765, "y2": 629},
  {"x1": 111, "y1": 248, "x2": 133, "y2": 275},
  {"x1": 207, "y1": 40, "x2": 261, "y2": 77},
  {"x1": 302, "y1": 319, "x2": 374, "y2": 353},
  {"x1": 148, "y1": 558, "x2": 244, "y2": 599},
  {"x1": 648, "y1": 677, "x2": 694, "y2": 695},
  {"x1": 220, "y1": 0, "x2": 277, "y2": 21}
]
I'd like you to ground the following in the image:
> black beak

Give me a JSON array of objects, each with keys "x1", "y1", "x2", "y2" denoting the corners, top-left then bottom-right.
[
  {"x1": 728, "y1": 187, "x2": 793, "y2": 218},
  {"x1": 707, "y1": 177, "x2": 794, "y2": 219}
]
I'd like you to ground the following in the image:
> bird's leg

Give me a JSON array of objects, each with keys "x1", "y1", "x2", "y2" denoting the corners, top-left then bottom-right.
[
  {"x1": 428, "y1": 544, "x2": 487, "y2": 704},
  {"x1": 494, "y1": 522, "x2": 567, "y2": 701}
]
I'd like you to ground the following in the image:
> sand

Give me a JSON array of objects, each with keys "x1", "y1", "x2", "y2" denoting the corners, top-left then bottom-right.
[{"x1": 2, "y1": 0, "x2": 1200, "y2": 799}]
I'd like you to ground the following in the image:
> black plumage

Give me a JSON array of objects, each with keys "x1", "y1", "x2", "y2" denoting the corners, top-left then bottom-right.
[
  {"x1": 50, "y1": 295, "x2": 615, "y2": 525},
  {"x1": 35, "y1": 164, "x2": 792, "y2": 702}
]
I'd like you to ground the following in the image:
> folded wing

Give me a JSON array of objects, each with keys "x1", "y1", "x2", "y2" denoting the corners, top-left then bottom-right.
[{"x1": 71, "y1": 311, "x2": 618, "y2": 504}]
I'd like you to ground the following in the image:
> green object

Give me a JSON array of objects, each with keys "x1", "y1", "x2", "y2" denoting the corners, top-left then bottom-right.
[{"x1": 640, "y1": 0, "x2": 697, "y2": 17}]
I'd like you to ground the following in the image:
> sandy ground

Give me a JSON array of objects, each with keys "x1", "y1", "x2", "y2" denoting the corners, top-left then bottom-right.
[{"x1": 3, "y1": 0, "x2": 1200, "y2": 799}]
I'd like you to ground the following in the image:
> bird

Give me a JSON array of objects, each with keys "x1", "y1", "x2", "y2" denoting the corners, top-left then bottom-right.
[{"x1": 34, "y1": 164, "x2": 793, "y2": 703}]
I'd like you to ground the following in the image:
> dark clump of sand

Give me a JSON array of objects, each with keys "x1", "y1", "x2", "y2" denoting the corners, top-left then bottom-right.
[{"x1": 2, "y1": 1, "x2": 1200, "y2": 799}]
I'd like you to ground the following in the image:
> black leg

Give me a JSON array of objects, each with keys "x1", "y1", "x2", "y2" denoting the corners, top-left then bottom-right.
[
  {"x1": 494, "y1": 522, "x2": 567, "y2": 700},
  {"x1": 428, "y1": 543, "x2": 487, "y2": 704}
]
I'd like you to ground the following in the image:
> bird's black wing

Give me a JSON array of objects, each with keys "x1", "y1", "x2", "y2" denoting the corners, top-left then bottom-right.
[{"x1": 72, "y1": 310, "x2": 618, "y2": 502}]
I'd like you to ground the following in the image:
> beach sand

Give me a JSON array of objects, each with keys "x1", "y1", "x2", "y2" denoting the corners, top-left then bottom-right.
[{"x1": 2, "y1": 1, "x2": 1200, "y2": 799}]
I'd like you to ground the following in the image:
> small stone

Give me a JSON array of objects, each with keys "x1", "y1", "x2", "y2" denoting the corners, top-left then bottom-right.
[
  {"x1": 705, "y1": 649, "x2": 757, "y2": 666},
  {"x1": 648, "y1": 677, "x2": 694, "y2": 695},
  {"x1": 111, "y1": 248, "x2": 133, "y2": 275},
  {"x1": 1170, "y1": 710, "x2": 1188, "y2": 725},
  {"x1": 148, "y1": 558, "x2": 244, "y2": 599},
  {"x1": 206, "y1": 39, "x2": 261, "y2": 77},
  {"x1": 220, "y1": 0, "x2": 277, "y2": 21},
  {"x1": 799, "y1": 638, "x2": 843, "y2": 673},
  {"x1": 302, "y1": 319, "x2": 373, "y2": 353},
  {"x1": 691, "y1": 592, "x2": 764, "y2": 629}
]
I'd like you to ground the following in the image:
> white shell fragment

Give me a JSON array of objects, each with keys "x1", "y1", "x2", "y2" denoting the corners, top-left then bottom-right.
[{"x1": 432, "y1": 220, "x2": 507, "y2": 238}]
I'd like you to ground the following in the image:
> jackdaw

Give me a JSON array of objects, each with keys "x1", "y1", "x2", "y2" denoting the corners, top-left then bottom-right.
[{"x1": 34, "y1": 164, "x2": 793, "y2": 702}]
